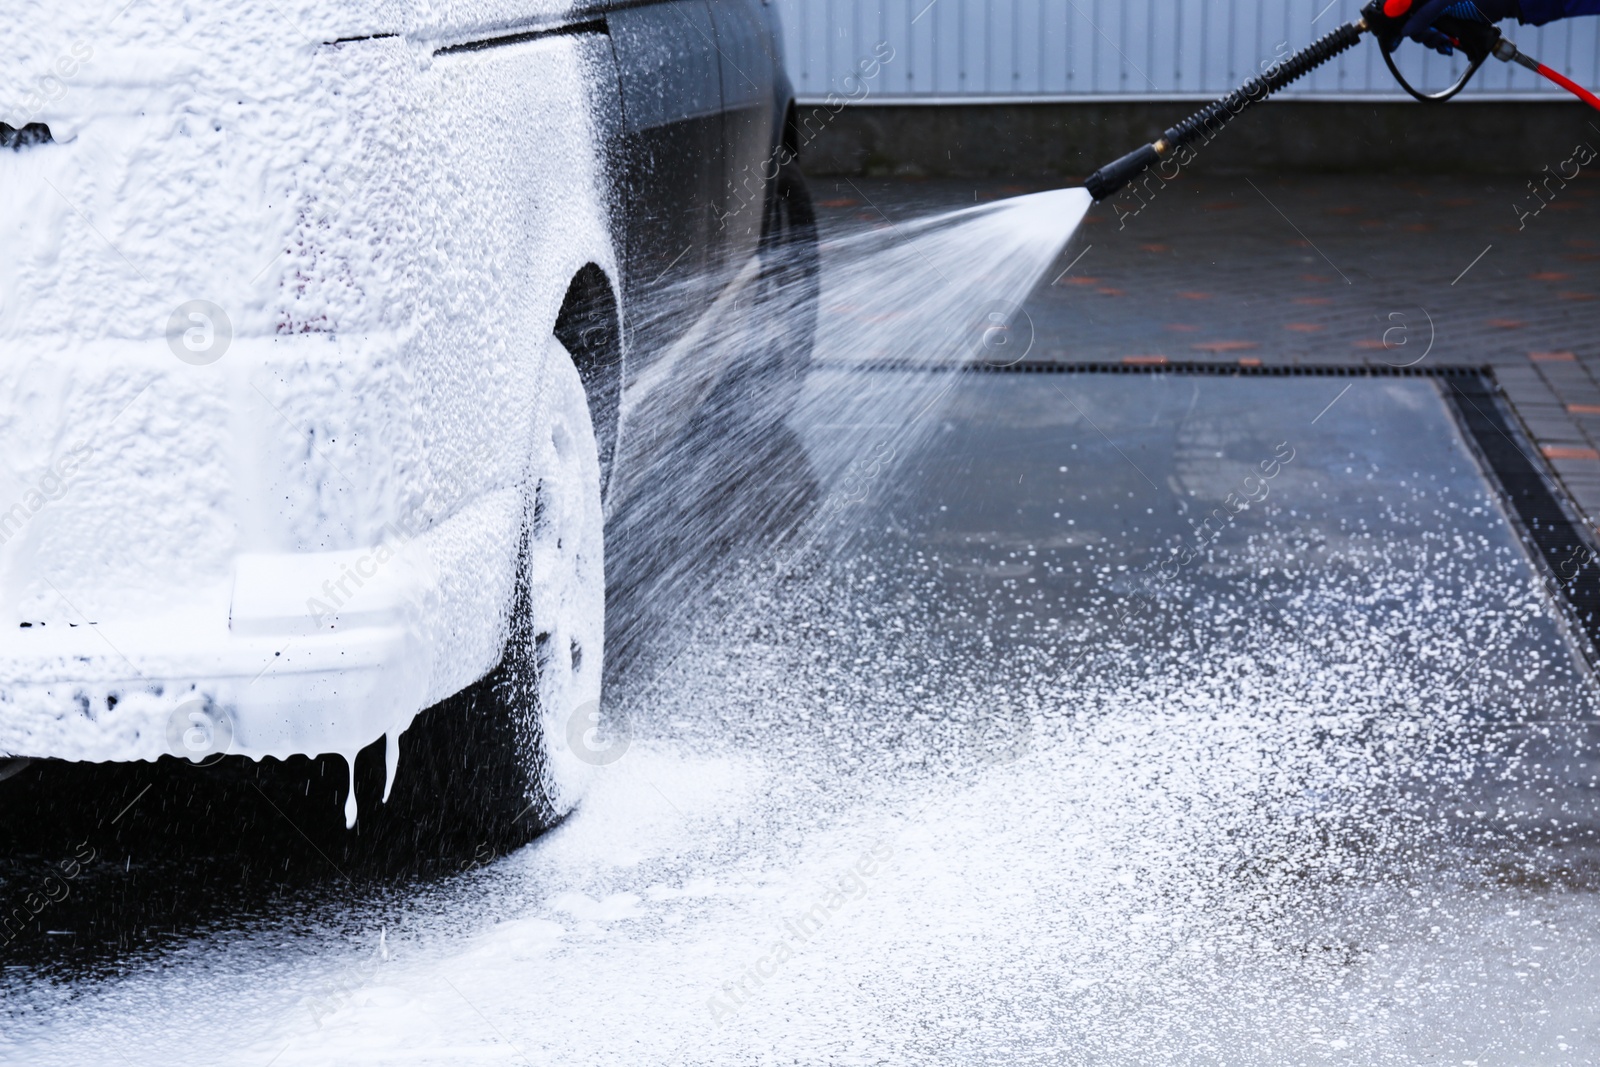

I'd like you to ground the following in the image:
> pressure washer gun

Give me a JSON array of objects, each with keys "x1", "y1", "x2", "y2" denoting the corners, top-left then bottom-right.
[{"x1": 1085, "y1": 0, "x2": 1600, "y2": 202}]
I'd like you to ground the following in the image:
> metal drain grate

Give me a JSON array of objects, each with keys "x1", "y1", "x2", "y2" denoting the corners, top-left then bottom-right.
[
  {"x1": 1442, "y1": 374, "x2": 1600, "y2": 667},
  {"x1": 811, "y1": 358, "x2": 1488, "y2": 377}
]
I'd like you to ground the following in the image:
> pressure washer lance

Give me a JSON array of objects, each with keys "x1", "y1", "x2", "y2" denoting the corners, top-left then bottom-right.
[{"x1": 1084, "y1": 0, "x2": 1600, "y2": 203}]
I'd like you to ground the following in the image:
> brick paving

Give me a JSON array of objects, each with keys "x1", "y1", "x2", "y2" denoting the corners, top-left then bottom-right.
[{"x1": 812, "y1": 171, "x2": 1600, "y2": 526}]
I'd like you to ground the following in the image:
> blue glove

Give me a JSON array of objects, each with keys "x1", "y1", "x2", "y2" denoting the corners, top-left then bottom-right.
[{"x1": 1397, "y1": 0, "x2": 1522, "y2": 54}]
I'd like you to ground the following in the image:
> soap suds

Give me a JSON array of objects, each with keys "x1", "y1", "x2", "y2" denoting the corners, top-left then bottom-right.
[{"x1": 0, "y1": 6, "x2": 619, "y2": 809}]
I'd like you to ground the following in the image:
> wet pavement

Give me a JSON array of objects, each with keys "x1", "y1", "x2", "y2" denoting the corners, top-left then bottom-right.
[
  {"x1": 813, "y1": 173, "x2": 1600, "y2": 525},
  {"x1": 7, "y1": 363, "x2": 1600, "y2": 1064}
]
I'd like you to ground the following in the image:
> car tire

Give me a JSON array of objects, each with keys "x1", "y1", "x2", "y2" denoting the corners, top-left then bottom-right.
[
  {"x1": 489, "y1": 330, "x2": 609, "y2": 827},
  {"x1": 317, "y1": 332, "x2": 608, "y2": 871}
]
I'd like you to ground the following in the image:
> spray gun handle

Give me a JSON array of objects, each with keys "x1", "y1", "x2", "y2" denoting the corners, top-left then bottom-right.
[
  {"x1": 1360, "y1": 0, "x2": 1501, "y2": 102},
  {"x1": 1428, "y1": 15, "x2": 1502, "y2": 63},
  {"x1": 1360, "y1": 0, "x2": 1501, "y2": 63}
]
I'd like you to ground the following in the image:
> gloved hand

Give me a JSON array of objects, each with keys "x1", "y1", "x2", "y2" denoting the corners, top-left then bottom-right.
[{"x1": 1394, "y1": 0, "x2": 1523, "y2": 54}]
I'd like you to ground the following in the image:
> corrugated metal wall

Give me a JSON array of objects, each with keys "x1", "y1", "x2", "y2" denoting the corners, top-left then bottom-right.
[{"x1": 773, "y1": 0, "x2": 1600, "y2": 101}]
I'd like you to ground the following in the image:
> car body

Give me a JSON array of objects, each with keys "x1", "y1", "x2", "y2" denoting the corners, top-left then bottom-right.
[{"x1": 0, "y1": 0, "x2": 806, "y2": 817}]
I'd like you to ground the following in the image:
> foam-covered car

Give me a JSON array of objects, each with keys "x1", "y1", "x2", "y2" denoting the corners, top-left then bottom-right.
[{"x1": 0, "y1": 0, "x2": 815, "y2": 856}]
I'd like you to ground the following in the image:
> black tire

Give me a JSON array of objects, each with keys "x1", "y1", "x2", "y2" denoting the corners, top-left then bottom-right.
[{"x1": 335, "y1": 334, "x2": 607, "y2": 872}]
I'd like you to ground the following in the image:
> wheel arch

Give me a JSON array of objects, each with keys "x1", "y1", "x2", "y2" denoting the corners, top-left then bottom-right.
[{"x1": 552, "y1": 262, "x2": 624, "y2": 500}]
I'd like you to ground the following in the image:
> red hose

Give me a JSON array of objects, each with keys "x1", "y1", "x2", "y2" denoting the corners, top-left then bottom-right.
[{"x1": 1536, "y1": 63, "x2": 1600, "y2": 113}]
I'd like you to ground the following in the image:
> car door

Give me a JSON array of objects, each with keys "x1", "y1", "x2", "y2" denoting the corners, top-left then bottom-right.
[
  {"x1": 608, "y1": 0, "x2": 726, "y2": 361},
  {"x1": 707, "y1": 0, "x2": 778, "y2": 269}
]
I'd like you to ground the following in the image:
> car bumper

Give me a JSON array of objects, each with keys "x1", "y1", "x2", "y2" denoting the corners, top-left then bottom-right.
[{"x1": 0, "y1": 546, "x2": 434, "y2": 764}]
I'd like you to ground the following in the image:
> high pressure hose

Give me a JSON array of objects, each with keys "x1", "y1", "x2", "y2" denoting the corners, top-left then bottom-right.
[
  {"x1": 1084, "y1": 0, "x2": 1600, "y2": 203},
  {"x1": 1495, "y1": 37, "x2": 1600, "y2": 111},
  {"x1": 1165, "y1": 23, "x2": 1368, "y2": 148},
  {"x1": 1085, "y1": 22, "x2": 1366, "y2": 201}
]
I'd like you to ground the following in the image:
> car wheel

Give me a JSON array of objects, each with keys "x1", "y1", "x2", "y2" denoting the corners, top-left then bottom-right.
[
  {"x1": 328, "y1": 333, "x2": 607, "y2": 870},
  {"x1": 493, "y1": 331, "x2": 608, "y2": 826}
]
